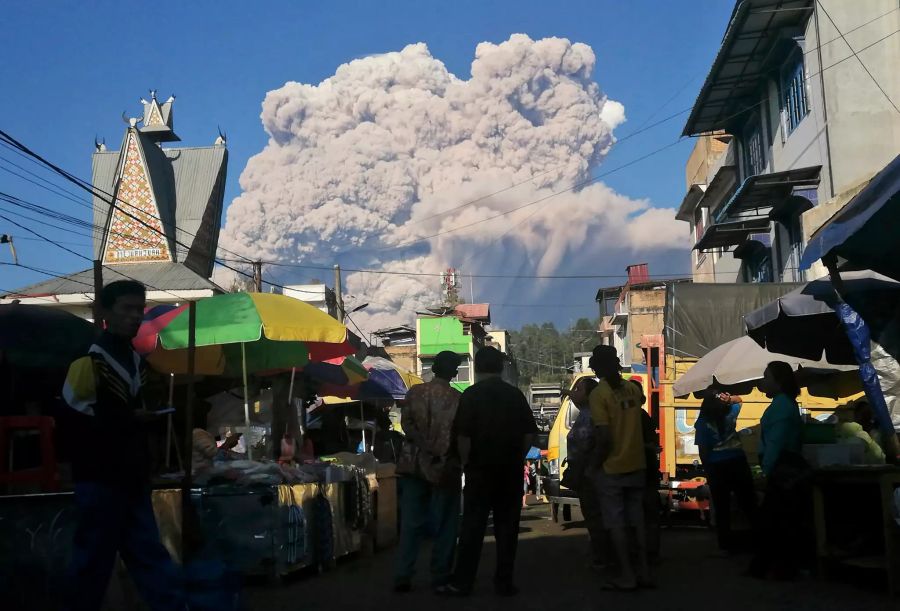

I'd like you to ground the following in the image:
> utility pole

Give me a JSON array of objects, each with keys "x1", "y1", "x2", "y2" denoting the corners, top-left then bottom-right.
[
  {"x1": 333, "y1": 264, "x2": 345, "y2": 322},
  {"x1": 92, "y1": 259, "x2": 103, "y2": 329},
  {"x1": 252, "y1": 261, "x2": 263, "y2": 292},
  {"x1": 1, "y1": 234, "x2": 17, "y2": 265}
]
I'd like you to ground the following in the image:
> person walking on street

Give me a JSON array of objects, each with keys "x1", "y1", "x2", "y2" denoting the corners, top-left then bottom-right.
[
  {"x1": 62, "y1": 281, "x2": 183, "y2": 611},
  {"x1": 439, "y1": 347, "x2": 538, "y2": 597},
  {"x1": 695, "y1": 389, "x2": 757, "y2": 554},
  {"x1": 394, "y1": 351, "x2": 464, "y2": 593},
  {"x1": 588, "y1": 345, "x2": 651, "y2": 591}
]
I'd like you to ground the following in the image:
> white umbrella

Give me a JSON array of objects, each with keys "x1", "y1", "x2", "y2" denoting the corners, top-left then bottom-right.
[{"x1": 673, "y1": 336, "x2": 857, "y2": 398}]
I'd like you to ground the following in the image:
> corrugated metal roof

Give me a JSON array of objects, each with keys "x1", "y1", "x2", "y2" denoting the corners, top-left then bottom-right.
[
  {"x1": 682, "y1": 0, "x2": 814, "y2": 136},
  {"x1": 453, "y1": 303, "x2": 491, "y2": 322},
  {"x1": 90, "y1": 139, "x2": 227, "y2": 276},
  {"x1": 91, "y1": 151, "x2": 120, "y2": 259},
  {"x1": 138, "y1": 130, "x2": 178, "y2": 257},
  {"x1": 169, "y1": 146, "x2": 228, "y2": 276},
  {"x1": 2, "y1": 262, "x2": 222, "y2": 298}
]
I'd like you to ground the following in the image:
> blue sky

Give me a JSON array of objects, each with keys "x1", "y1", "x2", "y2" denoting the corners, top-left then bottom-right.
[{"x1": 0, "y1": 0, "x2": 734, "y2": 323}]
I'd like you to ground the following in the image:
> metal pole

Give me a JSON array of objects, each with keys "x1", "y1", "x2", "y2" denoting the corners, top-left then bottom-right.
[
  {"x1": 181, "y1": 301, "x2": 197, "y2": 563},
  {"x1": 360, "y1": 403, "x2": 366, "y2": 452},
  {"x1": 166, "y1": 373, "x2": 174, "y2": 469},
  {"x1": 288, "y1": 367, "x2": 296, "y2": 405},
  {"x1": 241, "y1": 342, "x2": 252, "y2": 460},
  {"x1": 92, "y1": 260, "x2": 103, "y2": 328},
  {"x1": 334, "y1": 264, "x2": 344, "y2": 322}
]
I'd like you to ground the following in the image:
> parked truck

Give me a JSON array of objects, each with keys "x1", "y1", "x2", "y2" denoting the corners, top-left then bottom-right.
[{"x1": 528, "y1": 383, "x2": 562, "y2": 431}]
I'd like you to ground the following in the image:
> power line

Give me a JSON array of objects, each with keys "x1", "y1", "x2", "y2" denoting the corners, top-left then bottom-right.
[
  {"x1": 375, "y1": 138, "x2": 687, "y2": 252},
  {"x1": 0, "y1": 261, "x2": 95, "y2": 289},
  {"x1": 0, "y1": 131, "x2": 288, "y2": 294},
  {"x1": 330, "y1": 17, "x2": 900, "y2": 256},
  {"x1": 816, "y1": 1, "x2": 900, "y2": 114},
  {"x1": 0, "y1": 213, "x2": 187, "y2": 302},
  {"x1": 344, "y1": 313, "x2": 369, "y2": 341},
  {"x1": 215, "y1": 258, "x2": 697, "y2": 280},
  {"x1": 401, "y1": 105, "x2": 694, "y2": 230},
  {"x1": 0, "y1": 132, "x2": 256, "y2": 266}
]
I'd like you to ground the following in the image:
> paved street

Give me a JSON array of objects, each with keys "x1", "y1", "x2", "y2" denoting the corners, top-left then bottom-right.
[{"x1": 244, "y1": 502, "x2": 895, "y2": 611}]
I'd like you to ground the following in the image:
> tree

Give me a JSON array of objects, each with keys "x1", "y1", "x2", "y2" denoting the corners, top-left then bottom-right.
[{"x1": 510, "y1": 318, "x2": 600, "y2": 389}]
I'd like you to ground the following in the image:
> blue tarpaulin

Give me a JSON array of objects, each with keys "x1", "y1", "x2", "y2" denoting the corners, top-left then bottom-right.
[
  {"x1": 801, "y1": 154, "x2": 900, "y2": 281},
  {"x1": 836, "y1": 302, "x2": 895, "y2": 438}
]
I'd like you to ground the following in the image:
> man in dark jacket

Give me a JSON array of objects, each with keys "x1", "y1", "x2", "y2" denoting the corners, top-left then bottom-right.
[
  {"x1": 62, "y1": 281, "x2": 182, "y2": 611},
  {"x1": 439, "y1": 347, "x2": 537, "y2": 597}
]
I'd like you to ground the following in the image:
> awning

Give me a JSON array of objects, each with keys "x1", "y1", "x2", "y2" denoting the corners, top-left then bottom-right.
[
  {"x1": 733, "y1": 232, "x2": 772, "y2": 259},
  {"x1": 693, "y1": 217, "x2": 771, "y2": 252},
  {"x1": 702, "y1": 163, "x2": 738, "y2": 215},
  {"x1": 801, "y1": 154, "x2": 900, "y2": 280},
  {"x1": 683, "y1": 0, "x2": 814, "y2": 136},
  {"x1": 714, "y1": 166, "x2": 821, "y2": 222},
  {"x1": 676, "y1": 184, "x2": 706, "y2": 222}
]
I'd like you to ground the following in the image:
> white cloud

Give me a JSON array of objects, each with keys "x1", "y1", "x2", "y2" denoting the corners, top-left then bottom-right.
[{"x1": 219, "y1": 34, "x2": 687, "y2": 332}]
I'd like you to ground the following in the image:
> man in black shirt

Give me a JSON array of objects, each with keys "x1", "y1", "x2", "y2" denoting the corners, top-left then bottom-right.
[
  {"x1": 440, "y1": 347, "x2": 537, "y2": 597},
  {"x1": 62, "y1": 281, "x2": 183, "y2": 611}
]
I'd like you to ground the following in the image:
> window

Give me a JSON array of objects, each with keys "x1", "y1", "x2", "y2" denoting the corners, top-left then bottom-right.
[
  {"x1": 693, "y1": 207, "x2": 707, "y2": 244},
  {"x1": 744, "y1": 245, "x2": 773, "y2": 283},
  {"x1": 742, "y1": 117, "x2": 765, "y2": 178},
  {"x1": 775, "y1": 215, "x2": 804, "y2": 282},
  {"x1": 780, "y1": 48, "x2": 809, "y2": 136},
  {"x1": 419, "y1": 354, "x2": 470, "y2": 384}
]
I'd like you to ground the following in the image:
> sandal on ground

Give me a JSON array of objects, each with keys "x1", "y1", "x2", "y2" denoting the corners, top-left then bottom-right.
[
  {"x1": 434, "y1": 584, "x2": 470, "y2": 597},
  {"x1": 601, "y1": 580, "x2": 638, "y2": 591}
]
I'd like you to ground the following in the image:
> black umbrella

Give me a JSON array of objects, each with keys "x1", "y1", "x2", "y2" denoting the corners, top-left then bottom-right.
[
  {"x1": 743, "y1": 271, "x2": 900, "y2": 364},
  {"x1": 0, "y1": 304, "x2": 98, "y2": 368}
]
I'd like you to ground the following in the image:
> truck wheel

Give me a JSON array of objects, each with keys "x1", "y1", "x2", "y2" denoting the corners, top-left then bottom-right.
[{"x1": 562, "y1": 504, "x2": 572, "y2": 522}]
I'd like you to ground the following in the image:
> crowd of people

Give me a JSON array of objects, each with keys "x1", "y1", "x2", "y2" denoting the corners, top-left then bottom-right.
[
  {"x1": 395, "y1": 343, "x2": 662, "y2": 595},
  {"x1": 54, "y1": 280, "x2": 892, "y2": 608}
]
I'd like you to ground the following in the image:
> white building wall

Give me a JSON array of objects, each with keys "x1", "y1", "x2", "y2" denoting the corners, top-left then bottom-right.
[{"x1": 282, "y1": 284, "x2": 330, "y2": 314}]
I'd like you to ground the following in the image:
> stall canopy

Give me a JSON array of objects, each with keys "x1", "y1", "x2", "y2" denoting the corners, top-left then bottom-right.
[
  {"x1": 743, "y1": 271, "x2": 900, "y2": 364},
  {"x1": 801, "y1": 154, "x2": 900, "y2": 281},
  {"x1": 672, "y1": 335, "x2": 857, "y2": 398},
  {"x1": 665, "y1": 282, "x2": 801, "y2": 360}
]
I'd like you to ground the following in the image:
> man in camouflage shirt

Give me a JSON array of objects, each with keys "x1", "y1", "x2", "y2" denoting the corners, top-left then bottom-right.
[{"x1": 394, "y1": 351, "x2": 463, "y2": 593}]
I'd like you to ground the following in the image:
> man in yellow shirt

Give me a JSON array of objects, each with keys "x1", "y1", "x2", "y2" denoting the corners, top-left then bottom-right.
[{"x1": 588, "y1": 345, "x2": 649, "y2": 591}]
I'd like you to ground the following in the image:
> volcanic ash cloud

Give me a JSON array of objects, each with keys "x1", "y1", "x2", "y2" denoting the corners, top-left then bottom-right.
[{"x1": 220, "y1": 34, "x2": 687, "y2": 330}]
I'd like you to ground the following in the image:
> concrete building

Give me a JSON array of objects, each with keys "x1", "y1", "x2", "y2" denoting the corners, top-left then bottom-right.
[
  {"x1": 571, "y1": 352, "x2": 592, "y2": 375},
  {"x1": 486, "y1": 329, "x2": 520, "y2": 387},
  {"x1": 678, "y1": 0, "x2": 900, "y2": 283},
  {"x1": 416, "y1": 304, "x2": 491, "y2": 391},
  {"x1": 282, "y1": 283, "x2": 337, "y2": 318},
  {"x1": 2, "y1": 92, "x2": 227, "y2": 313},
  {"x1": 371, "y1": 325, "x2": 417, "y2": 373},
  {"x1": 596, "y1": 264, "x2": 688, "y2": 371}
]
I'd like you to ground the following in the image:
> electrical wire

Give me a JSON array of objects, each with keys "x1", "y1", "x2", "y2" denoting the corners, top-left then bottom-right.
[
  {"x1": 388, "y1": 24, "x2": 900, "y2": 250},
  {"x1": 0, "y1": 133, "x2": 256, "y2": 265},
  {"x1": 816, "y1": 1, "x2": 900, "y2": 114},
  {"x1": 0, "y1": 214, "x2": 188, "y2": 301}
]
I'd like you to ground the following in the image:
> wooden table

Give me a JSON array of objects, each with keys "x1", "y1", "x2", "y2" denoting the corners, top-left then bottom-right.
[{"x1": 811, "y1": 465, "x2": 900, "y2": 596}]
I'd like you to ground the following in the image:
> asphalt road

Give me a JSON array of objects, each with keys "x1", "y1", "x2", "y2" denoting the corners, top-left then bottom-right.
[{"x1": 244, "y1": 501, "x2": 896, "y2": 611}]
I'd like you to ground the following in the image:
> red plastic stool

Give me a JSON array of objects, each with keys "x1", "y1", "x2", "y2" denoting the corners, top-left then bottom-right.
[{"x1": 0, "y1": 416, "x2": 60, "y2": 492}]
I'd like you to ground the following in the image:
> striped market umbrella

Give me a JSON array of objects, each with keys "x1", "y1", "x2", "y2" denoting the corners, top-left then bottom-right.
[{"x1": 138, "y1": 293, "x2": 354, "y2": 459}]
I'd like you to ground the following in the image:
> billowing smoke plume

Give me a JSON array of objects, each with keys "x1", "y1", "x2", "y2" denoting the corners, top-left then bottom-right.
[{"x1": 219, "y1": 35, "x2": 687, "y2": 331}]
